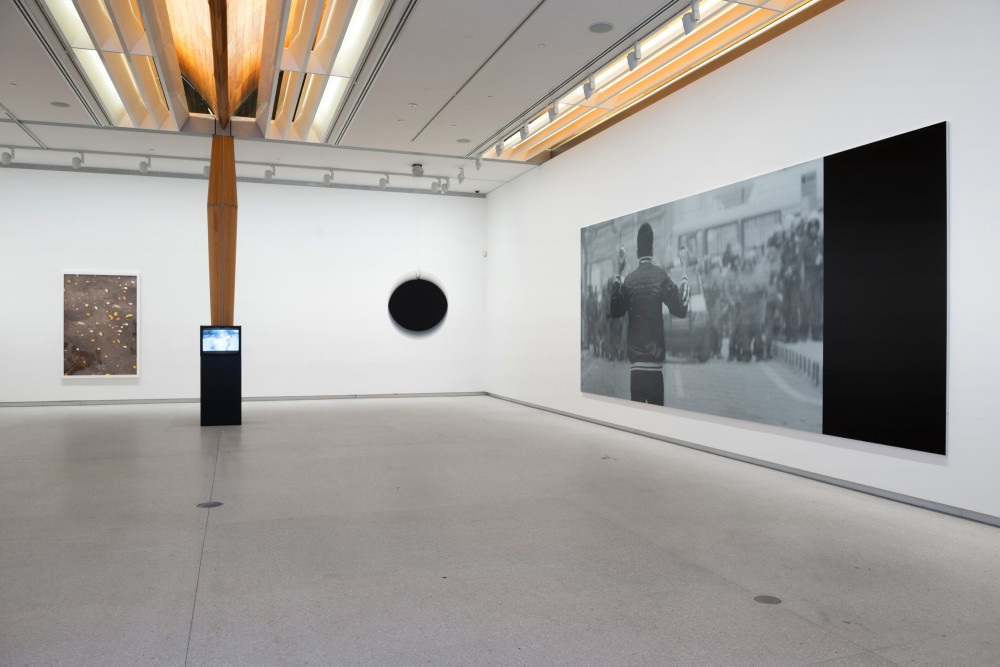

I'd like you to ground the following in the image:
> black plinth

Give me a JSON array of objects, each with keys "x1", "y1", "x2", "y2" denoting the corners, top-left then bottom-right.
[{"x1": 201, "y1": 353, "x2": 241, "y2": 426}]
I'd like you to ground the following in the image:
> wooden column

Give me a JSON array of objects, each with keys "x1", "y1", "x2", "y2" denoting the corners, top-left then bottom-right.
[{"x1": 207, "y1": 134, "x2": 237, "y2": 326}]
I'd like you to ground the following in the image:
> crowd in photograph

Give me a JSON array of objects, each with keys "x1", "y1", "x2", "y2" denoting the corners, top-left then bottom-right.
[
  {"x1": 583, "y1": 212, "x2": 823, "y2": 363},
  {"x1": 703, "y1": 212, "x2": 824, "y2": 363}
]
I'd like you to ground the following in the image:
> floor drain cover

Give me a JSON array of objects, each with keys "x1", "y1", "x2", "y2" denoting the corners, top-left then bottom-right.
[
  {"x1": 197, "y1": 501, "x2": 223, "y2": 508},
  {"x1": 755, "y1": 595, "x2": 782, "y2": 604}
]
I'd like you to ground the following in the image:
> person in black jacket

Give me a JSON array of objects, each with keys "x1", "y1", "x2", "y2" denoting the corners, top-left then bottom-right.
[{"x1": 609, "y1": 223, "x2": 690, "y2": 405}]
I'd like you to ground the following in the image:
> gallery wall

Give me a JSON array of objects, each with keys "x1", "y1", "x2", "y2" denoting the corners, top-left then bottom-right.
[
  {"x1": 484, "y1": 0, "x2": 1000, "y2": 519},
  {"x1": 0, "y1": 169, "x2": 487, "y2": 402}
]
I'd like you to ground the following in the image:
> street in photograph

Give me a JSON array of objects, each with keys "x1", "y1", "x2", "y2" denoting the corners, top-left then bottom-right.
[{"x1": 581, "y1": 159, "x2": 823, "y2": 433}]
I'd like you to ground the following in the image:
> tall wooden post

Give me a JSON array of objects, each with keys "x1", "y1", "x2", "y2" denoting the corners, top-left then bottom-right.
[{"x1": 207, "y1": 135, "x2": 237, "y2": 325}]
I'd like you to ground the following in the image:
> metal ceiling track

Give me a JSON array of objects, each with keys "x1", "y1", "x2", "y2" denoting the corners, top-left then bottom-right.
[
  {"x1": 0, "y1": 139, "x2": 470, "y2": 183},
  {"x1": 0, "y1": 103, "x2": 48, "y2": 149},
  {"x1": 0, "y1": 116, "x2": 492, "y2": 163}
]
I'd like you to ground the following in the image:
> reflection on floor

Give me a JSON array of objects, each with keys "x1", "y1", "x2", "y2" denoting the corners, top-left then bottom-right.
[{"x1": 2, "y1": 396, "x2": 998, "y2": 665}]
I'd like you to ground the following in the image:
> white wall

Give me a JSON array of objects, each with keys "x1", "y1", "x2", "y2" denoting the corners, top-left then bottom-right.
[
  {"x1": 485, "y1": 0, "x2": 1000, "y2": 518},
  {"x1": 0, "y1": 169, "x2": 487, "y2": 402},
  {"x1": 236, "y1": 181, "x2": 486, "y2": 397}
]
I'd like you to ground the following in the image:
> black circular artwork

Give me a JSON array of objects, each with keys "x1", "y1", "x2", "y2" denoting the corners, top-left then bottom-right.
[{"x1": 388, "y1": 279, "x2": 447, "y2": 332}]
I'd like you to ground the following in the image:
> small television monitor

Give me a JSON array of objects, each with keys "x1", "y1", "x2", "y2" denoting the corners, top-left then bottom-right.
[{"x1": 201, "y1": 326, "x2": 241, "y2": 354}]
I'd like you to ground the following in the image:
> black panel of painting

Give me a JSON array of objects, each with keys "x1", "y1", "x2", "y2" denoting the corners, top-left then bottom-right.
[
  {"x1": 388, "y1": 279, "x2": 448, "y2": 332},
  {"x1": 581, "y1": 122, "x2": 947, "y2": 454},
  {"x1": 64, "y1": 274, "x2": 138, "y2": 376},
  {"x1": 823, "y1": 122, "x2": 947, "y2": 454}
]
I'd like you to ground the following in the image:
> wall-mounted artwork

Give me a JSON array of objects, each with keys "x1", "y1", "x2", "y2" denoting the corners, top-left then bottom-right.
[
  {"x1": 388, "y1": 278, "x2": 448, "y2": 333},
  {"x1": 581, "y1": 123, "x2": 947, "y2": 454},
  {"x1": 64, "y1": 274, "x2": 139, "y2": 376}
]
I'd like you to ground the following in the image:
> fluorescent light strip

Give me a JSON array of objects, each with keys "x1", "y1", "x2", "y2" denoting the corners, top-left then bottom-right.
[
  {"x1": 331, "y1": 0, "x2": 386, "y2": 78},
  {"x1": 574, "y1": 1, "x2": 736, "y2": 111},
  {"x1": 43, "y1": 0, "x2": 94, "y2": 48},
  {"x1": 515, "y1": 6, "x2": 765, "y2": 158},
  {"x1": 44, "y1": 0, "x2": 178, "y2": 129},
  {"x1": 272, "y1": 0, "x2": 387, "y2": 141},
  {"x1": 495, "y1": 0, "x2": 818, "y2": 160},
  {"x1": 310, "y1": 75, "x2": 349, "y2": 141},
  {"x1": 599, "y1": 3, "x2": 781, "y2": 115},
  {"x1": 641, "y1": 0, "x2": 727, "y2": 59},
  {"x1": 549, "y1": 1, "x2": 809, "y2": 151},
  {"x1": 495, "y1": 0, "x2": 734, "y2": 157},
  {"x1": 74, "y1": 48, "x2": 129, "y2": 125},
  {"x1": 73, "y1": 0, "x2": 121, "y2": 52}
]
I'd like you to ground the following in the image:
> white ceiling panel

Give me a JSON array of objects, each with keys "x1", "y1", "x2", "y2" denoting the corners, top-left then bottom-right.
[
  {"x1": 344, "y1": 0, "x2": 675, "y2": 156},
  {"x1": 0, "y1": 0, "x2": 94, "y2": 125},
  {"x1": 338, "y1": 0, "x2": 541, "y2": 153}
]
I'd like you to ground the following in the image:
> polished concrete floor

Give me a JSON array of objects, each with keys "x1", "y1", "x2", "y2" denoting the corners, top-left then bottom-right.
[{"x1": 1, "y1": 396, "x2": 998, "y2": 666}]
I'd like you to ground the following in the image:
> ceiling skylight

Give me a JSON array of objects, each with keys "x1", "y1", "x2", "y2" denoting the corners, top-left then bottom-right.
[
  {"x1": 492, "y1": 0, "x2": 819, "y2": 162},
  {"x1": 37, "y1": 0, "x2": 388, "y2": 139}
]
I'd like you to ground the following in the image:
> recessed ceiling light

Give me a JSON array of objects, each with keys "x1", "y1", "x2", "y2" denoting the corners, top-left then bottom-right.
[
  {"x1": 537, "y1": 43, "x2": 546, "y2": 48},
  {"x1": 51, "y1": 101, "x2": 70, "y2": 108},
  {"x1": 457, "y1": 138, "x2": 471, "y2": 144},
  {"x1": 407, "y1": 102, "x2": 417, "y2": 109},
  {"x1": 589, "y1": 22, "x2": 613, "y2": 34}
]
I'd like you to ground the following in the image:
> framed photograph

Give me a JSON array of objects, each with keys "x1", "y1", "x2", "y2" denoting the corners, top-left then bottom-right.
[{"x1": 63, "y1": 273, "x2": 140, "y2": 377}]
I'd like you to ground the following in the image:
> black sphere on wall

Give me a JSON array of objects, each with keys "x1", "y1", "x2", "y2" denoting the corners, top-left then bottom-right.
[{"x1": 388, "y1": 279, "x2": 448, "y2": 332}]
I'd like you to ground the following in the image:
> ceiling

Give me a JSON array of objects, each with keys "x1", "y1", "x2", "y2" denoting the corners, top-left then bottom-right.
[{"x1": 0, "y1": 0, "x2": 793, "y2": 194}]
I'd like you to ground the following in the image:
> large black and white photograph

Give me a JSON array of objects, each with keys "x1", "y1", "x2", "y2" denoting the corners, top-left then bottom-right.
[{"x1": 581, "y1": 159, "x2": 824, "y2": 433}]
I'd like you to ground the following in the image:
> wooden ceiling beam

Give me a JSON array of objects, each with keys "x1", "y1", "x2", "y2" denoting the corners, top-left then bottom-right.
[{"x1": 208, "y1": 0, "x2": 231, "y2": 127}]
